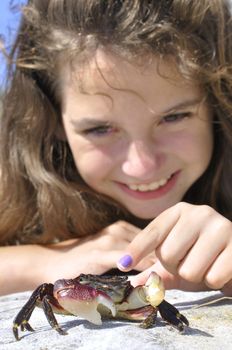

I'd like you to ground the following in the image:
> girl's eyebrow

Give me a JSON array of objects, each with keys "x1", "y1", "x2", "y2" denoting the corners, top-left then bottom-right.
[
  {"x1": 71, "y1": 119, "x2": 110, "y2": 129},
  {"x1": 160, "y1": 98, "x2": 203, "y2": 115},
  {"x1": 70, "y1": 98, "x2": 203, "y2": 129}
]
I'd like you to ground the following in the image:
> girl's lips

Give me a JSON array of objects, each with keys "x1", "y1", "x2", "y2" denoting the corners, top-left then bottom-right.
[{"x1": 116, "y1": 171, "x2": 180, "y2": 200}]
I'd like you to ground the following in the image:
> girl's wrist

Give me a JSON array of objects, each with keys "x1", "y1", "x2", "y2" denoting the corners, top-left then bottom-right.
[{"x1": 0, "y1": 244, "x2": 55, "y2": 295}]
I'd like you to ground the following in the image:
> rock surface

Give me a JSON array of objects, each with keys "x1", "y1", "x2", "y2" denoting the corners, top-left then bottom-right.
[{"x1": 1, "y1": 289, "x2": 232, "y2": 350}]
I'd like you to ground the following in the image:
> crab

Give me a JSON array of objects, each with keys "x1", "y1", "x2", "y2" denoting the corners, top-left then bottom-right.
[{"x1": 13, "y1": 271, "x2": 189, "y2": 340}]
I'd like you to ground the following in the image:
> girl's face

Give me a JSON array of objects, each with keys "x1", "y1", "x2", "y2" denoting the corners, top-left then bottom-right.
[{"x1": 61, "y1": 51, "x2": 213, "y2": 219}]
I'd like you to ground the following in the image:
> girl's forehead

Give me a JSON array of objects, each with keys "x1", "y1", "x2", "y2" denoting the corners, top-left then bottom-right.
[
  {"x1": 60, "y1": 50, "x2": 205, "y2": 120},
  {"x1": 60, "y1": 49, "x2": 198, "y2": 96}
]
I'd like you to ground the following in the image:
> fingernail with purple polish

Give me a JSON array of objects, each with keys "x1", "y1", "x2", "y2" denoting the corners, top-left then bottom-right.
[{"x1": 118, "y1": 254, "x2": 133, "y2": 269}]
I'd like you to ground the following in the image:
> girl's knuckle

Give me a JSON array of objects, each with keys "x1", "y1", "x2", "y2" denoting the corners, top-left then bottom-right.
[
  {"x1": 205, "y1": 274, "x2": 224, "y2": 290},
  {"x1": 198, "y1": 204, "x2": 215, "y2": 217},
  {"x1": 175, "y1": 201, "x2": 187, "y2": 211},
  {"x1": 158, "y1": 246, "x2": 177, "y2": 266},
  {"x1": 101, "y1": 235, "x2": 115, "y2": 248},
  {"x1": 178, "y1": 266, "x2": 201, "y2": 283}
]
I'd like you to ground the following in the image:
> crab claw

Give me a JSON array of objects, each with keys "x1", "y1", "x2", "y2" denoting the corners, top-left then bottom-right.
[
  {"x1": 53, "y1": 279, "x2": 116, "y2": 325},
  {"x1": 158, "y1": 299, "x2": 189, "y2": 331},
  {"x1": 143, "y1": 272, "x2": 165, "y2": 307}
]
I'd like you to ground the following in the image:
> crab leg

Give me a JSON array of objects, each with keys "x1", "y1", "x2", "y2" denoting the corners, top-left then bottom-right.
[
  {"x1": 157, "y1": 300, "x2": 189, "y2": 332},
  {"x1": 13, "y1": 283, "x2": 55, "y2": 340},
  {"x1": 140, "y1": 307, "x2": 158, "y2": 328},
  {"x1": 42, "y1": 295, "x2": 67, "y2": 335},
  {"x1": 13, "y1": 284, "x2": 47, "y2": 340}
]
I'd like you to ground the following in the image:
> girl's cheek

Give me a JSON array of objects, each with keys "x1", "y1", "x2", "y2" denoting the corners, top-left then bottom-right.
[
  {"x1": 73, "y1": 150, "x2": 116, "y2": 180},
  {"x1": 164, "y1": 131, "x2": 206, "y2": 158},
  {"x1": 72, "y1": 139, "x2": 122, "y2": 171}
]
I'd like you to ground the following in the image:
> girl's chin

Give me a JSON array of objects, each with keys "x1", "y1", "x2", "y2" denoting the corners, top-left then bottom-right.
[
  {"x1": 122, "y1": 205, "x2": 166, "y2": 219},
  {"x1": 120, "y1": 196, "x2": 183, "y2": 219}
]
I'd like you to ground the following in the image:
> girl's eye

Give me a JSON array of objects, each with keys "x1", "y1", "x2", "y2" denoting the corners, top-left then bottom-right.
[
  {"x1": 82, "y1": 125, "x2": 115, "y2": 136},
  {"x1": 161, "y1": 112, "x2": 192, "y2": 124}
]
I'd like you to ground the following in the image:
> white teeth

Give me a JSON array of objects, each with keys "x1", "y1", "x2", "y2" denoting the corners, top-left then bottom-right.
[
  {"x1": 128, "y1": 175, "x2": 171, "y2": 192},
  {"x1": 129, "y1": 184, "x2": 140, "y2": 191}
]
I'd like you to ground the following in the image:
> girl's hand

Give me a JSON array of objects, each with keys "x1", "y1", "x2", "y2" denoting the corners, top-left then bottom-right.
[
  {"x1": 0, "y1": 220, "x2": 145, "y2": 295},
  {"x1": 45, "y1": 220, "x2": 143, "y2": 281},
  {"x1": 117, "y1": 202, "x2": 232, "y2": 295}
]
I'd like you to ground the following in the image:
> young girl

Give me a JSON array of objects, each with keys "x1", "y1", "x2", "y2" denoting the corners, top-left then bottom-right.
[{"x1": 1, "y1": 0, "x2": 232, "y2": 296}]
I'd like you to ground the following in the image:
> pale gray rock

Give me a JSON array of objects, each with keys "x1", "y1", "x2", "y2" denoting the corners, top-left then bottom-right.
[{"x1": 0, "y1": 289, "x2": 232, "y2": 350}]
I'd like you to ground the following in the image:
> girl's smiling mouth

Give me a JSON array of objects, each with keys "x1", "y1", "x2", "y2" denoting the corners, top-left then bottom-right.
[
  {"x1": 127, "y1": 174, "x2": 172, "y2": 192},
  {"x1": 116, "y1": 171, "x2": 180, "y2": 200}
]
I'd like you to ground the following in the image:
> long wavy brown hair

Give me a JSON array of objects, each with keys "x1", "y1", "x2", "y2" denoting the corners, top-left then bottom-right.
[{"x1": 1, "y1": 0, "x2": 232, "y2": 244}]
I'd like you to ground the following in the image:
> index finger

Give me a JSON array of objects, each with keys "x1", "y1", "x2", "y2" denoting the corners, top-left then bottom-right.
[{"x1": 117, "y1": 204, "x2": 180, "y2": 271}]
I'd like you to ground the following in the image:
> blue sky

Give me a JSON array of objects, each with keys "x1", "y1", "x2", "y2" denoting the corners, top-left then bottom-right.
[{"x1": 0, "y1": 1, "x2": 26, "y2": 87}]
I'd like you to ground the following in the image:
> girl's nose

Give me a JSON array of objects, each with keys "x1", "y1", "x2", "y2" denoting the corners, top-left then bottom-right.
[{"x1": 121, "y1": 140, "x2": 163, "y2": 179}]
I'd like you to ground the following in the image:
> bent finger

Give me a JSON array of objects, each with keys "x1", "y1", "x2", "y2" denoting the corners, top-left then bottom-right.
[
  {"x1": 117, "y1": 204, "x2": 181, "y2": 271},
  {"x1": 204, "y1": 246, "x2": 232, "y2": 290}
]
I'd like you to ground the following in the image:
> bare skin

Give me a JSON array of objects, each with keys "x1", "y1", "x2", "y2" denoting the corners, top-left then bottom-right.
[
  {"x1": 0, "y1": 221, "x2": 152, "y2": 296},
  {"x1": 1, "y1": 205, "x2": 231, "y2": 296},
  {"x1": 118, "y1": 203, "x2": 232, "y2": 296}
]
